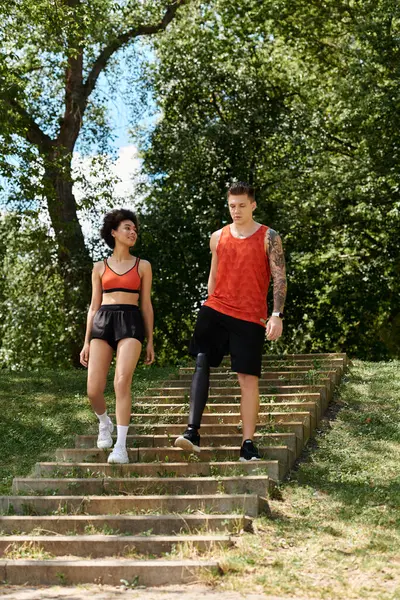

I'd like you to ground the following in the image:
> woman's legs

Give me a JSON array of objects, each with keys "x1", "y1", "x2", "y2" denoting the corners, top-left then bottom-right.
[
  {"x1": 114, "y1": 337, "x2": 142, "y2": 429},
  {"x1": 87, "y1": 339, "x2": 114, "y2": 414}
]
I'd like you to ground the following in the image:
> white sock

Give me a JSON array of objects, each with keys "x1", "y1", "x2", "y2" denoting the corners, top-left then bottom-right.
[
  {"x1": 96, "y1": 411, "x2": 109, "y2": 426},
  {"x1": 116, "y1": 425, "x2": 129, "y2": 448}
]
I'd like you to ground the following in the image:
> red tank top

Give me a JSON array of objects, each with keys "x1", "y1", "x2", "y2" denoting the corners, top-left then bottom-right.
[
  {"x1": 102, "y1": 258, "x2": 141, "y2": 294},
  {"x1": 204, "y1": 224, "x2": 270, "y2": 326}
]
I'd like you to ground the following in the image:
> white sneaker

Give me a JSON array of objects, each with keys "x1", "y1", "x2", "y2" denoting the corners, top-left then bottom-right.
[
  {"x1": 107, "y1": 445, "x2": 129, "y2": 464},
  {"x1": 97, "y1": 418, "x2": 114, "y2": 449}
]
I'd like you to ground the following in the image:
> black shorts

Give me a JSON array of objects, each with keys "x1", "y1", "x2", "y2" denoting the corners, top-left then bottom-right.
[
  {"x1": 189, "y1": 306, "x2": 265, "y2": 377},
  {"x1": 91, "y1": 304, "x2": 145, "y2": 351}
]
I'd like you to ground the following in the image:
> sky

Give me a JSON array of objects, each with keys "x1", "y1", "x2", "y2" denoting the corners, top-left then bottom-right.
[{"x1": 0, "y1": 44, "x2": 157, "y2": 250}]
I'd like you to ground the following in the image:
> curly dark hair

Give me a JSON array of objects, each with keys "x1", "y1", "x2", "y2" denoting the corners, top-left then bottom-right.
[
  {"x1": 100, "y1": 209, "x2": 139, "y2": 249},
  {"x1": 227, "y1": 181, "x2": 255, "y2": 200}
]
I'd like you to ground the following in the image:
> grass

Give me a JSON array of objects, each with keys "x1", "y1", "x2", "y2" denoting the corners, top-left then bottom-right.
[
  {"x1": 200, "y1": 360, "x2": 400, "y2": 599},
  {"x1": 0, "y1": 364, "x2": 177, "y2": 494}
]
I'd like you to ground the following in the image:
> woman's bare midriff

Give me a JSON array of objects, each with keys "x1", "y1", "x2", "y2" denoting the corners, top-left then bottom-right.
[{"x1": 101, "y1": 291, "x2": 140, "y2": 306}]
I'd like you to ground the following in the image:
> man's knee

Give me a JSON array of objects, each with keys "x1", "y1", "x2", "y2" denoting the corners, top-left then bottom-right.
[{"x1": 237, "y1": 372, "x2": 259, "y2": 390}]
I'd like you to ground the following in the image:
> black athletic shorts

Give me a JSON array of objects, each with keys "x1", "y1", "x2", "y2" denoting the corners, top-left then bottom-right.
[
  {"x1": 189, "y1": 306, "x2": 265, "y2": 377},
  {"x1": 91, "y1": 304, "x2": 145, "y2": 350}
]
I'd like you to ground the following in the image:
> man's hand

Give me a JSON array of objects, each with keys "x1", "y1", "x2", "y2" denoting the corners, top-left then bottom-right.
[
  {"x1": 266, "y1": 316, "x2": 283, "y2": 341},
  {"x1": 79, "y1": 343, "x2": 90, "y2": 368},
  {"x1": 144, "y1": 341, "x2": 155, "y2": 365}
]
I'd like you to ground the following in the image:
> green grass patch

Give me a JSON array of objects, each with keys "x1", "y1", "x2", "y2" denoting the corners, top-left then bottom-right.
[
  {"x1": 0, "y1": 364, "x2": 177, "y2": 494},
  {"x1": 208, "y1": 360, "x2": 400, "y2": 598}
]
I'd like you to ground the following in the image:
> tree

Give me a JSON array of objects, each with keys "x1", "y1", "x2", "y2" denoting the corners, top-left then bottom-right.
[
  {"x1": 0, "y1": 0, "x2": 189, "y2": 364},
  {"x1": 138, "y1": 0, "x2": 400, "y2": 359},
  {"x1": 0, "y1": 213, "x2": 72, "y2": 368}
]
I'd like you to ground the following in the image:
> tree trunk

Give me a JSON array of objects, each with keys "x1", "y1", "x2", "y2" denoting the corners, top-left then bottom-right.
[{"x1": 44, "y1": 146, "x2": 92, "y2": 367}]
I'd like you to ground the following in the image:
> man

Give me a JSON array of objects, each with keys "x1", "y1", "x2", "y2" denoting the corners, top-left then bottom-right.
[{"x1": 174, "y1": 182, "x2": 287, "y2": 461}]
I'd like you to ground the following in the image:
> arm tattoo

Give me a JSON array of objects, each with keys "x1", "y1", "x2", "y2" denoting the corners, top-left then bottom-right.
[{"x1": 266, "y1": 228, "x2": 287, "y2": 313}]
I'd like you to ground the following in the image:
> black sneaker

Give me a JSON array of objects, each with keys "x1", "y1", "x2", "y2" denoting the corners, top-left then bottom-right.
[
  {"x1": 174, "y1": 428, "x2": 201, "y2": 453},
  {"x1": 239, "y1": 439, "x2": 261, "y2": 462}
]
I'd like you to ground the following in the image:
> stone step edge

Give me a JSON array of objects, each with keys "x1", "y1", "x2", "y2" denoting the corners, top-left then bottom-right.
[
  {"x1": 1, "y1": 534, "x2": 231, "y2": 542},
  {"x1": 54, "y1": 445, "x2": 291, "y2": 459},
  {"x1": 118, "y1": 421, "x2": 304, "y2": 430},
  {"x1": 0, "y1": 558, "x2": 221, "y2": 586},
  {"x1": 107, "y1": 409, "x2": 316, "y2": 418},
  {"x1": 75, "y1": 432, "x2": 297, "y2": 442},
  {"x1": 0, "y1": 513, "x2": 253, "y2": 535},
  {"x1": 12, "y1": 475, "x2": 270, "y2": 494},
  {"x1": 0, "y1": 532, "x2": 232, "y2": 558},
  {"x1": 34, "y1": 459, "x2": 279, "y2": 468},
  {"x1": 0, "y1": 494, "x2": 268, "y2": 519}
]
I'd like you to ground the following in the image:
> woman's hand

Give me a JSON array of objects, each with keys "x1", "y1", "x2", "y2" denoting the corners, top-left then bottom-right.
[
  {"x1": 144, "y1": 341, "x2": 155, "y2": 365},
  {"x1": 80, "y1": 343, "x2": 90, "y2": 367}
]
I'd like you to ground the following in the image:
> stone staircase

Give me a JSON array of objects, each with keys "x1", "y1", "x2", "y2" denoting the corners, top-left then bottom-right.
[{"x1": 0, "y1": 353, "x2": 349, "y2": 586}]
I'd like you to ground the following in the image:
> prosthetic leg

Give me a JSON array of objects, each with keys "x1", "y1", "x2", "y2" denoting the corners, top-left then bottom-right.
[{"x1": 174, "y1": 353, "x2": 210, "y2": 452}]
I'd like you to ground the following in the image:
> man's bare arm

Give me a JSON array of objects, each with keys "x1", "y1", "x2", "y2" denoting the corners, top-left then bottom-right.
[
  {"x1": 208, "y1": 229, "x2": 222, "y2": 296},
  {"x1": 266, "y1": 228, "x2": 287, "y2": 313}
]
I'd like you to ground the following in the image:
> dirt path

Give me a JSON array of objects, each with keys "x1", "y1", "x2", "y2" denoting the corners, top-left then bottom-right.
[{"x1": 0, "y1": 585, "x2": 311, "y2": 600}]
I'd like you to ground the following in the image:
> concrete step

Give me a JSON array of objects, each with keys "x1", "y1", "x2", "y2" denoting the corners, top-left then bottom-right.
[
  {"x1": 129, "y1": 399, "x2": 321, "y2": 425},
  {"x1": 54, "y1": 445, "x2": 292, "y2": 469},
  {"x1": 12, "y1": 475, "x2": 271, "y2": 497},
  {"x1": 178, "y1": 367, "x2": 343, "y2": 385},
  {"x1": 0, "y1": 514, "x2": 251, "y2": 535},
  {"x1": 225, "y1": 356, "x2": 346, "y2": 366},
  {"x1": 125, "y1": 420, "x2": 306, "y2": 441},
  {"x1": 142, "y1": 390, "x2": 328, "y2": 409},
  {"x1": 75, "y1": 432, "x2": 299, "y2": 456},
  {"x1": 0, "y1": 558, "x2": 220, "y2": 585},
  {"x1": 177, "y1": 373, "x2": 334, "y2": 384},
  {"x1": 119, "y1": 412, "x2": 312, "y2": 442},
  {"x1": 161, "y1": 384, "x2": 331, "y2": 404},
  {"x1": 0, "y1": 493, "x2": 267, "y2": 518},
  {"x1": 0, "y1": 534, "x2": 232, "y2": 558},
  {"x1": 179, "y1": 363, "x2": 343, "y2": 372},
  {"x1": 150, "y1": 384, "x2": 328, "y2": 394},
  {"x1": 177, "y1": 354, "x2": 346, "y2": 368},
  {"x1": 137, "y1": 390, "x2": 329, "y2": 415},
  {"x1": 109, "y1": 409, "x2": 313, "y2": 432},
  {"x1": 33, "y1": 459, "x2": 282, "y2": 481}
]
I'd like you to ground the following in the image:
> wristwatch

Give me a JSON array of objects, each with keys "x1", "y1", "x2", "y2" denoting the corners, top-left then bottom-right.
[{"x1": 272, "y1": 312, "x2": 284, "y2": 319}]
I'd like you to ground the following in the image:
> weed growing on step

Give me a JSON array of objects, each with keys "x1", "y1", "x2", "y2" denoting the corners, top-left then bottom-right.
[
  {"x1": 120, "y1": 576, "x2": 140, "y2": 588},
  {"x1": 83, "y1": 523, "x2": 120, "y2": 535},
  {"x1": 4, "y1": 541, "x2": 54, "y2": 560}
]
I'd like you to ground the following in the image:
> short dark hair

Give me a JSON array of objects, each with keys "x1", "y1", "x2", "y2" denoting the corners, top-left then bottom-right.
[
  {"x1": 227, "y1": 182, "x2": 255, "y2": 200},
  {"x1": 100, "y1": 209, "x2": 139, "y2": 249}
]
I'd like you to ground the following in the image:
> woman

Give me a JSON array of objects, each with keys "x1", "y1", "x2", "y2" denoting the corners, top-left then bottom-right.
[{"x1": 80, "y1": 208, "x2": 154, "y2": 464}]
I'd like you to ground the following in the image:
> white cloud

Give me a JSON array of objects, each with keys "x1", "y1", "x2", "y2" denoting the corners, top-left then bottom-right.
[
  {"x1": 113, "y1": 145, "x2": 143, "y2": 200},
  {"x1": 72, "y1": 144, "x2": 146, "y2": 243}
]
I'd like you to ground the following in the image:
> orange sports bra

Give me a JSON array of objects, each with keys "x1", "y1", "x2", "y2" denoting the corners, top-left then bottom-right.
[{"x1": 101, "y1": 258, "x2": 141, "y2": 294}]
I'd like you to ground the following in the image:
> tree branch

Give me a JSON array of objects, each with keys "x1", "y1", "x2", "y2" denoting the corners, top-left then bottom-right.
[
  {"x1": 3, "y1": 96, "x2": 53, "y2": 151},
  {"x1": 83, "y1": 0, "x2": 189, "y2": 101}
]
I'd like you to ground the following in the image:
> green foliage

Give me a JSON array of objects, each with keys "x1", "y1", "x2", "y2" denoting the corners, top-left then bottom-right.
[
  {"x1": 0, "y1": 213, "x2": 73, "y2": 368},
  {"x1": 0, "y1": 0, "x2": 189, "y2": 367},
  {"x1": 137, "y1": 0, "x2": 400, "y2": 359}
]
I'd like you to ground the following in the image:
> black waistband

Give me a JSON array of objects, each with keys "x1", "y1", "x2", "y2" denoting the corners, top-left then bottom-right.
[
  {"x1": 99, "y1": 304, "x2": 140, "y2": 311},
  {"x1": 103, "y1": 288, "x2": 140, "y2": 294}
]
